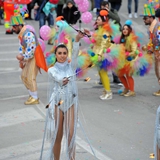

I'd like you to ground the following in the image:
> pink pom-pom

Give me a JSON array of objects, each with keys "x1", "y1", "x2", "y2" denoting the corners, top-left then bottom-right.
[
  {"x1": 64, "y1": 39, "x2": 68, "y2": 44},
  {"x1": 113, "y1": 36, "x2": 121, "y2": 44},
  {"x1": 23, "y1": 6, "x2": 27, "y2": 10},
  {"x1": 83, "y1": 37, "x2": 91, "y2": 44},
  {"x1": 91, "y1": 39, "x2": 96, "y2": 43},
  {"x1": 46, "y1": 52, "x2": 50, "y2": 57},
  {"x1": 137, "y1": 43, "x2": 141, "y2": 47},
  {"x1": 15, "y1": 5, "x2": 18, "y2": 9},
  {"x1": 107, "y1": 48, "x2": 111, "y2": 53},
  {"x1": 138, "y1": 52, "x2": 143, "y2": 57},
  {"x1": 125, "y1": 52, "x2": 129, "y2": 56}
]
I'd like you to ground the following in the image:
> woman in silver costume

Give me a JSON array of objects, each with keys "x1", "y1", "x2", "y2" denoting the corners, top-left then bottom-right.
[{"x1": 40, "y1": 31, "x2": 84, "y2": 160}]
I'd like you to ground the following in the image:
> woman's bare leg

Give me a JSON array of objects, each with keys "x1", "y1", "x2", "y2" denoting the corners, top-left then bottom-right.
[
  {"x1": 65, "y1": 105, "x2": 76, "y2": 160},
  {"x1": 53, "y1": 106, "x2": 64, "y2": 160}
]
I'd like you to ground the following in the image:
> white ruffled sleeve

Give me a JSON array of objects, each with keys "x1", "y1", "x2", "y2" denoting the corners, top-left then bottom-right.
[{"x1": 71, "y1": 42, "x2": 79, "y2": 70}]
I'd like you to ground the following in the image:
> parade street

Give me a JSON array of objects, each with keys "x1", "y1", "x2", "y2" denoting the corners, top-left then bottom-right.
[{"x1": 0, "y1": 1, "x2": 160, "y2": 160}]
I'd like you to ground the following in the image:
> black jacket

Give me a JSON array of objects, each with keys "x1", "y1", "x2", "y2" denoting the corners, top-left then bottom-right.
[
  {"x1": 63, "y1": 5, "x2": 80, "y2": 24},
  {"x1": 109, "y1": 0, "x2": 122, "y2": 3}
]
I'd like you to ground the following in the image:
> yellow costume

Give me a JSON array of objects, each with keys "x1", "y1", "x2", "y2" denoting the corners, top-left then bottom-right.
[
  {"x1": 118, "y1": 34, "x2": 138, "y2": 76},
  {"x1": 90, "y1": 26, "x2": 113, "y2": 99},
  {"x1": 117, "y1": 30, "x2": 153, "y2": 96},
  {"x1": 118, "y1": 34, "x2": 137, "y2": 96}
]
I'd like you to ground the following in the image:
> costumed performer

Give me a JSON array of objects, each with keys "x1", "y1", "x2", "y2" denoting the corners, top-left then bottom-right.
[
  {"x1": 99, "y1": 0, "x2": 122, "y2": 84},
  {"x1": 84, "y1": 9, "x2": 121, "y2": 100},
  {"x1": 49, "y1": 16, "x2": 74, "y2": 59},
  {"x1": 117, "y1": 22, "x2": 137, "y2": 97},
  {"x1": 40, "y1": 31, "x2": 85, "y2": 160},
  {"x1": 153, "y1": 4, "x2": 160, "y2": 159},
  {"x1": 46, "y1": 16, "x2": 91, "y2": 78},
  {"x1": 142, "y1": 3, "x2": 160, "y2": 96},
  {"x1": 11, "y1": 15, "x2": 48, "y2": 105},
  {"x1": 117, "y1": 20, "x2": 152, "y2": 97}
]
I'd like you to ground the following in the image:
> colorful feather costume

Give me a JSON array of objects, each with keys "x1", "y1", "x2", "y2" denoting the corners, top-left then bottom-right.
[
  {"x1": 46, "y1": 24, "x2": 91, "y2": 78},
  {"x1": 115, "y1": 31, "x2": 153, "y2": 77},
  {"x1": 87, "y1": 20, "x2": 126, "y2": 71}
]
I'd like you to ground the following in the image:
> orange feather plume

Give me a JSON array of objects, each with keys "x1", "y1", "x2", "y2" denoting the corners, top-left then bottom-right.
[
  {"x1": 56, "y1": 16, "x2": 64, "y2": 22},
  {"x1": 100, "y1": 10, "x2": 108, "y2": 16}
]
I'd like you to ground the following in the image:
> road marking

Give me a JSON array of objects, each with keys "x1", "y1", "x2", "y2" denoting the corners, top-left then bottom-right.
[
  {"x1": 36, "y1": 100, "x2": 46, "y2": 116},
  {"x1": 0, "y1": 95, "x2": 28, "y2": 101},
  {"x1": 0, "y1": 58, "x2": 17, "y2": 61},
  {"x1": 0, "y1": 43, "x2": 18, "y2": 47},
  {"x1": 0, "y1": 68, "x2": 16, "y2": 71},
  {"x1": 0, "y1": 82, "x2": 47, "y2": 89},
  {"x1": 0, "y1": 139, "x2": 47, "y2": 160},
  {"x1": 0, "y1": 51, "x2": 18, "y2": 55},
  {"x1": 0, "y1": 68, "x2": 21, "y2": 74},
  {"x1": 0, "y1": 36, "x2": 17, "y2": 40},
  {"x1": 0, "y1": 107, "x2": 43, "y2": 128},
  {"x1": 0, "y1": 139, "x2": 81, "y2": 160},
  {"x1": 76, "y1": 136, "x2": 113, "y2": 160},
  {"x1": 0, "y1": 70, "x2": 21, "y2": 74}
]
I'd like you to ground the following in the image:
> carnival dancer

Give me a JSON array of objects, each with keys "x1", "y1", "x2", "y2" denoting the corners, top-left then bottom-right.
[
  {"x1": 11, "y1": 15, "x2": 47, "y2": 105},
  {"x1": 117, "y1": 22, "x2": 137, "y2": 96},
  {"x1": 117, "y1": 20, "x2": 152, "y2": 97},
  {"x1": 84, "y1": 9, "x2": 121, "y2": 100},
  {"x1": 141, "y1": 2, "x2": 160, "y2": 158},
  {"x1": 49, "y1": 16, "x2": 73, "y2": 58},
  {"x1": 142, "y1": 3, "x2": 160, "y2": 96},
  {"x1": 99, "y1": 0, "x2": 122, "y2": 85},
  {"x1": 45, "y1": 16, "x2": 91, "y2": 78},
  {"x1": 40, "y1": 31, "x2": 84, "y2": 160}
]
